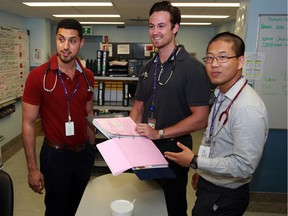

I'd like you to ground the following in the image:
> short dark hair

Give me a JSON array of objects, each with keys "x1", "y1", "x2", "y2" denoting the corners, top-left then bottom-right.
[
  {"x1": 207, "y1": 32, "x2": 245, "y2": 56},
  {"x1": 149, "y1": 1, "x2": 181, "y2": 29},
  {"x1": 56, "y1": 19, "x2": 83, "y2": 39}
]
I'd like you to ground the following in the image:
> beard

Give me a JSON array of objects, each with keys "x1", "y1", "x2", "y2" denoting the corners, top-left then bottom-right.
[{"x1": 57, "y1": 51, "x2": 76, "y2": 64}]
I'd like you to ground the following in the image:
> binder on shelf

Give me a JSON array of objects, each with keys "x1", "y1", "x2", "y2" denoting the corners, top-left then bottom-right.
[
  {"x1": 96, "y1": 50, "x2": 103, "y2": 76},
  {"x1": 85, "y1": 59, "x2": 90, "y2": 69},
  {"x1": 97, "y1": 81, "x2": 105, "y2": 106},
  {"x1": 122, "y1": 82, "x2": 129, "y2": 107},
  {"x1": 93, "y1": 59, "x2": 97, "y2": 76},
  {"x1": 102, "y1": 50, "x2": 109, "y2": 76},
  {"x1": 89, "y1": 59, "x2": 95, "y2": 75}
]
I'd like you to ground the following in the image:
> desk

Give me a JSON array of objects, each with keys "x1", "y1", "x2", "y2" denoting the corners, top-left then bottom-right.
[
  {"x1": 0, "y1": 135, "x2": 4, "y2": 169},
  {"x1": 76, "y1": 173, "x2": 168, "y2": 216}
]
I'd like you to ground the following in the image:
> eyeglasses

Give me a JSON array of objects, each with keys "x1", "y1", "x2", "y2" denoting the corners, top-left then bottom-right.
[{"x1": 202, "y1": 55, "x2": 240, "y2": 64}]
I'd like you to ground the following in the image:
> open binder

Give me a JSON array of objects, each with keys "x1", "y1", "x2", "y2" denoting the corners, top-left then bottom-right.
[
  {"x1": 92, "y1": 117, "x2": 175, "y2": 180},
  {"x1": 93, "y1": 116, "x2": 141, "y2": 139}
]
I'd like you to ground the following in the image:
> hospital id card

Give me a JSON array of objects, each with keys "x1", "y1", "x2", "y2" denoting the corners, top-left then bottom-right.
[
  {"x1": 65, "y1": 121, "x2": 75, "y2": 136},
  {"x1": 198, "y1": 145, "x2": 211, "y2": 158}
]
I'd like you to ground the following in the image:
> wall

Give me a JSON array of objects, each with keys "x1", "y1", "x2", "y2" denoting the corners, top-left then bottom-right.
[
  {"x1": 89, "y1": 25, "x2": 215, "y2": 61},
  {"x1": 27, "y1": 18, "x2": 51, "y2": 67},
  {"x1": 242, "y1": 0, "x2": 287, "y2": 193},
  {"x1": 0, "y1": 11, "x2": 27, "y2": 146},
  {"x1": 0, "y1": 11, "x2": 50, "y2": 147},
  {"x1": 215, "y1": 20, "x2": 236, "y2": 34},
  {"x1": 177, "y1": 26, "x2": 215, "y2": 60},
  {"x1": 51, "y1": 24, "x2": 216, "y2": 62}
]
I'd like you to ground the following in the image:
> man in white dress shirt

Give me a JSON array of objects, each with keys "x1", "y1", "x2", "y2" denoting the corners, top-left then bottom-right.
[{"x1": 165, "y1": 32, "x2": 269, "y2": 216}]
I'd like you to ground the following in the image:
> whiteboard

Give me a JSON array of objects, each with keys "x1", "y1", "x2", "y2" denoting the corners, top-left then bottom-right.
[
  {"x1": 254, "y1": 14, "x2": 287, "y2": 129},
  {"x1": 0, "y1": 25, "x2": 29, "y2": 106}
]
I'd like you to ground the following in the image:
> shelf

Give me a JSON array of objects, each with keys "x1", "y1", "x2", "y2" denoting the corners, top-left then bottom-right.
[
  {"x1": 94, "y1": 152, "x2": 107, "y2": 167},
  {"x1": 94, "y1": 76, "x2": 138, "y2": 81},
  {"x1": 94, "y1": 105, "x2": 132, "y2": 111},
  {"x1": 93, "y1": 101, "x2": 134, "y2": 111}
]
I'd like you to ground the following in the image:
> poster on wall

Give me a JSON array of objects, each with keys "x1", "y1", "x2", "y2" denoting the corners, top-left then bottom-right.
[
  {"x1": 0, "y1": 25, "x2": 29, "y2": 106},
  {"x1": 243, "y1": 52, "x2": 266, "y2": 80},
  {"x1": 253, "y1": 14, "x2": 287, "y2": 129},
  {"x1": 33, "y1": 48, "x2": 44, "y2": 64}
]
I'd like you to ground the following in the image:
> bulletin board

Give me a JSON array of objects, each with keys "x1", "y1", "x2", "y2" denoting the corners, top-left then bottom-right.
[
  {"x1": 0, "y1": 25, "x2": 29, "y2": 106},
  {"x1": 253, "y1": 14, "x2": 287, "y2": 129}
]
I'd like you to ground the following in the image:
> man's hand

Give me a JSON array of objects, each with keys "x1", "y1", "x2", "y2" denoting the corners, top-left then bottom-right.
[
  {"x1": 164, "y1": 142, "x2": 194, "y2": 167},
  {"x1": 28, "y1": 169, "x2": 45, "y2": 194},
  {"x1": 136, "y1": 123, "x2": 159, "y2": 140}
]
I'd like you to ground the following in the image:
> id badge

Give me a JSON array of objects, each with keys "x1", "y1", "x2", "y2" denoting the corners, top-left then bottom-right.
[
  {"x1": 198, "y1": 145, "x2": 211, "y2": 158},
  {"x1": 148, "y1": 117, "x2": 156, "y2": 129},
  {"x1": 65, "y1": 121, "x2": 75, "y2": 136}
]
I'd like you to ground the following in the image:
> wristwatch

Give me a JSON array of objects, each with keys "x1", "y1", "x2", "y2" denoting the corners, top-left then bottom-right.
[
  {"x1": 159, "y1": 129, "x2": 165, "y2": 139},
  {"x1": 190, "y1": 155, "x2": 198, "y2": 169}
]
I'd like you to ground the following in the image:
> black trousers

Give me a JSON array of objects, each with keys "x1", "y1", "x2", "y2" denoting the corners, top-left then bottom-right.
[
  {"x1": 40, "y1": 141, "x2": 95, "y2": 216},
  {"x1": 154, "y1": 135, "x2": 192, "y2": 216},
  {"x1": 192, "y1": 177, "x2": 250, "y2": 216}
]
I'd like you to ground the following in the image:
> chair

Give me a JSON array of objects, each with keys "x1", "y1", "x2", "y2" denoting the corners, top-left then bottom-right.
[{"x1": 0, "y1": 170, "x2": 14, "y2": 216}]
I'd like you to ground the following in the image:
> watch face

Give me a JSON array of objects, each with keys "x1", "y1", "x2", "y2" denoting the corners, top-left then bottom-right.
[
  {"x1": 190, "y1": 155, "x2": 198, "y2": 169},
  {"x1": 190, "y1": 162, "x2": 197, "y2": 169}
]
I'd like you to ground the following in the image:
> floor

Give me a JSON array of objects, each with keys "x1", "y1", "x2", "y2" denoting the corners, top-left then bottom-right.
[{"x1": 1, "y1": 130, "x2": 287, "y2": 216}]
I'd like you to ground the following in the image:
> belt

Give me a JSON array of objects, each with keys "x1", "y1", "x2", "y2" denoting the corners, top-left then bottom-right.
[{"x1": 44, "y1": 138, "x2": 87, "y2": 152}]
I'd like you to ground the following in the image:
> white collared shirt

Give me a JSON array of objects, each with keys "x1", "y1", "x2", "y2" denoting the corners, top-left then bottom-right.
[{"x1": 197, "y1": 77, "x2": 269, "y2": 189}]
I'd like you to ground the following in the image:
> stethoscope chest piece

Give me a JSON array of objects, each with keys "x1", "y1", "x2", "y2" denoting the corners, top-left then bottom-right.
[{"x1": 142, "y1": 71, "x2": 148, "y2": 79}]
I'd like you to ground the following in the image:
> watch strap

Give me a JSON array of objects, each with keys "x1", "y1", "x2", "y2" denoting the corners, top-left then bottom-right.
[
  {"x1": 159, "y1": 129, "x2": 164, "y2": 139},
  {"x1": 190, "y1": 155, "x2": 198, "y2": 169}
]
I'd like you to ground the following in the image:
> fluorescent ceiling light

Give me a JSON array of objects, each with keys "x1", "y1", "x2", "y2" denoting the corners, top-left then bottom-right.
[
  {"x1": 53, "y1": 14, "x2": 120, "y2": 18},
  {"x1": 23, "y1": 2, "x2": 113, "y2": 7},
  {"x1": 182, "y1": 15, "x2": 229, "y2": 19},
  {"x1": 80, "y1": 22, "x2": 125, "y2": 25},
  {"x1": 172, "y1": 3, "x2": 240, "y2": 7},
  {"x1": 181, "y1": 22, "x2": 212, "y2": 25}
]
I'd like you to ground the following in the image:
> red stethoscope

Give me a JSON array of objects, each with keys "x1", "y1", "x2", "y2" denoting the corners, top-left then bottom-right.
[{"x1": 218, "y1": 79, "x2": 248, "y2": 126}]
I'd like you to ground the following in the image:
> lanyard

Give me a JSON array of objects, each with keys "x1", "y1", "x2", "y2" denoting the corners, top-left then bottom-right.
[
  {"x1": 58, "y1": 70, "x2": 80, "y2": 121},
  {"x1": 149, "y1": 46, "x2": 178, "y2": 118},
  {"x1": 208, "y1": 92, "x2": 224, "y2": 141},
  {"x1": 206, "y1": 79, "x2": 248, "y2": 144}
]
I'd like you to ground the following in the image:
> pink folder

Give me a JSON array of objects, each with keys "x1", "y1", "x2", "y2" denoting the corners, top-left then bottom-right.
[{"x1": 96, "y1": 137, "x2": 169, "y2": 176}]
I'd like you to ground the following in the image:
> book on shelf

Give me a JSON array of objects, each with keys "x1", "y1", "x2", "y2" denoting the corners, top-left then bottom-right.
[
  {"x1": 97, "y1": 81, "x2": 105, "y2": 106},
  {"x1": 92, "y1": 116, "x2": 176, "y2": 180},
  {"x1": 122, "y1": 82, "x2": 129, "y2": 107}
]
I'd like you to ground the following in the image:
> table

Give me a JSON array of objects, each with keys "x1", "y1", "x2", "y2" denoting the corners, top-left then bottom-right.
[
  {"x1": 0, "y1": 135, "x2": 4, "y2": 169},
  {"x1": 76, "y1": 173, "x2": 168, "y2": 216}
]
